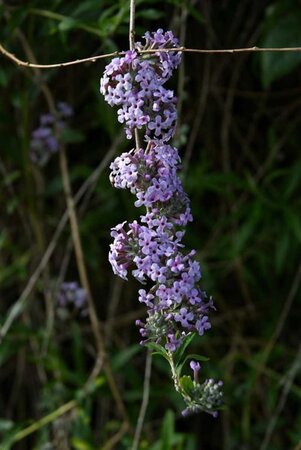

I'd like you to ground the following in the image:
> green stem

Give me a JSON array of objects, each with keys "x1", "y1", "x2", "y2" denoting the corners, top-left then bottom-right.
[
  {"x1": 13, "y1": 400, "x2": 76, "y2": 442},
  {"x1": 28, "y1": 8, "x2": 103, "y2": 37},
  {"x1": 167, "y1": 351, "x2": 192, "y2": 404}
]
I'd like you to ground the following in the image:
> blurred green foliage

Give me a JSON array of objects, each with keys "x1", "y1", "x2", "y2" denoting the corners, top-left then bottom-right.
[{"x1": 0, "y1": 0, "x2": 301, "y2": 448}]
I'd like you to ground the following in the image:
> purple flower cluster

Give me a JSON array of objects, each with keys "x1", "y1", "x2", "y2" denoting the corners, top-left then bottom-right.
[
  {"x1": 100, "y1": 29, "x2": 181, "y2": 141},
  {"x1": 109, "y1": 141, "x2": 191, "y2": 223},
  {"x1": 101, "y1": 29, "x2": 213, "y2": 352},
  {"x1": 101, "y1": 28, "x2": 222, "y2": 416},
  {"x1": 101, "y1": 30, "x2": 213, "y2": 351},
  {"x1": 30, "y1": 102, "x2": 73, "y2": 166},
  {"x1": 56, "y1": 281, "x2": 87, "y2": 312},
  {"x1": 101, "y1": 30, "x2": 214, "y2": 351},
  {"x1": 108, "y1": 144, "x2": 213, "y2": 351},
  {"x1": 135, "y1": 29, "x2": 182, "y2": 80}
]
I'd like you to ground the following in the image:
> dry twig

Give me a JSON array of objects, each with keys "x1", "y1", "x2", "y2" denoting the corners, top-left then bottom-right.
[{"x1": 2, "y1": 43, "x2": 301, "y2": 70}]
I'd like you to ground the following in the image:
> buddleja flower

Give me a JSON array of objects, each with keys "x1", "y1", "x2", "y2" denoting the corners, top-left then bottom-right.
[
  {"x1": 135, "y1": 29, "x2": 182, "y2": 81},
  {"x1": 56, "y1": 281, "x2": 87, "y2": 317},
  {"x1": 109, "y1": 142, "x2": 191, "y2": 223},
  {"x1": 108, "y1": 141, "x2": 213, "y2": 351},
  {"x1": 100, "y1": 29, "x2": 222, "y2": 417},
  {"x1": 100, "y1": 30, "x2": 181, "y2": 141},
  {"x1": 30, "y1": 102, "x2": 73, "y2": 166}
]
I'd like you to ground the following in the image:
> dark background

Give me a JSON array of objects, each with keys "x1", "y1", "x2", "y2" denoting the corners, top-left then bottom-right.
[{"x1": 0, "y1": 0, "x2": 301, "y2": 448}]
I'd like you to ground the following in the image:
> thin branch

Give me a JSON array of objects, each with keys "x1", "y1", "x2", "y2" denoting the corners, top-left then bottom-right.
[
  {"x1": 12, "y1": 383, "x2": 128, "y2": 444},
  {"x1": 2, "y1": 43, "x2": 301, "y2": 69},
  {"x1": 58, "y1": 146, "x2": 102, "y2": 347},
  {"x1": 0, "y1": 43, "x2": 118, "y2": 68},
  {"x1": 0, "y1": 136, "x2": 120, "y2": 342},
  {"x1": 102, "y1": 421, "x2": 129, "y2": 450},
  {"x1": 129, "y1": 0, "x2": 136, "y2": 51},
  {"x1": 129, "y1": 0, "x2": 140, "y2": 150},
  {"x1": 105, "y1": 278, "x2": 124, "y2": 346},
  {"x1": 13, "y1": 400, "x2": 76, "y2": 442},
  {"x1": 131, "y1": 349, "x2": 152, "y2": 450},
  {"x1": 260, "y1": 343, "x2": 301, "y2": 450},
  {"x1": 168, "y1": 350, "x2": 192, "y2": 404},
  {"x1": 58, "y1": 142, "x2": 129, "y2": 426},
  {"x1": 293, "y1": 441, "x2": 301, "y2": 450},
  {"x1": 262, "y1": 259, "x2": 301, "y2": 366},
  {"x1": 10, "y1": 31, "x2": 130, "y2": 427}
]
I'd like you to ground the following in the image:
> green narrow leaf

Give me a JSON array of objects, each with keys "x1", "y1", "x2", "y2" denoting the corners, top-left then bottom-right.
[
  {"x1": 145, "y1": 342, "x2": 169, "y2": 361},
  {"x1": 285, "y1": 209, "x2": 301, "y2": 243},
  {"x1": 260, "y1": 10, "x2": 301, "y2": 87},
  {"x1": 161, "y1": 410, "x2": 175, "y2": 450},
  {"x1": 275, "y1": 232, "x2": 290, "y2": 274},
  {"x1": 0, "y1": 68, "x2": 9, "y2": 87},
  {"x1": 173, "y1": 332, "x2": 196, "y2": 367},
  {"x1": 71, "y1": 438, "x2": 94, "y2": 450},
  {"x1": 111, "y1": 344, "x2": 141, "y2": 370},
  {"x1": 177, "y1": 353, "x2": 210, "y2": 377},
  {"x1": 0, "y1": 420, "x2": 14, "y2": 432},
  {"x1": 230, "y1": 202, "x2": 261, "y2": 257},
  {"x1": 71, "y1": 323, "x2": 85, "y2": 382},
  {"x1": 58, "y1": 17, "x2": 79, "y2": 31},
  {"x1": 145, "y1": 341, "x2": 166, "y2": 354},
  {"x1": 136, "y1": 9, "x2": 164, "y2": 19},
  {"x1": 187, "y1": 4, "x2": 204, "y2": 23},
  {"x1": 179, "y1": 375, "x2": 194, "y2": 392},
  {"x1": 60, "y1": 127, "x2": 85, "y2": 144},
  {"x1": 283, "y1": 161, "x2": 301, "y2": 198}
]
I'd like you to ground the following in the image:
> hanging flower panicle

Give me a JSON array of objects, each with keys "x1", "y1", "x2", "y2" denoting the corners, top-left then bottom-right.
[{"x1": 100, "y1": 29, "x2": 222, "y2": 417}]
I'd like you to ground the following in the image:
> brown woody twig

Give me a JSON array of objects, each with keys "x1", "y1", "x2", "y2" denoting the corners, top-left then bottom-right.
[{"x1": 2, "y1": 43, "x2": 301, "y2": 70}]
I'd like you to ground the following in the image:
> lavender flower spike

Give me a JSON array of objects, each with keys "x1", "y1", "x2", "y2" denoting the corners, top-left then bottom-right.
[{"x1": 100, "y1": 28, "x2": 222, "y2": 416}]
